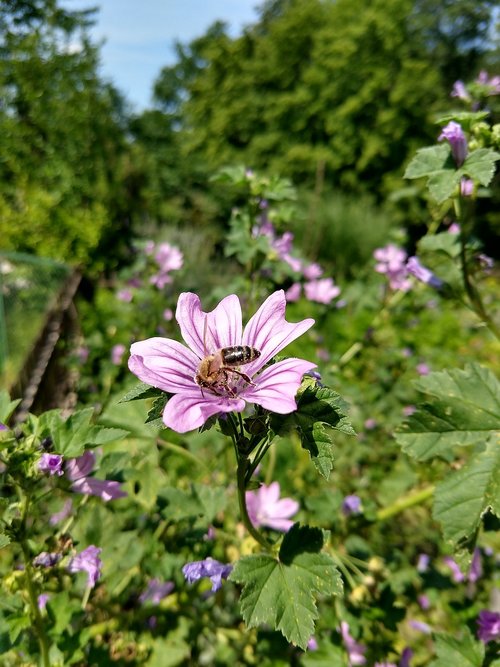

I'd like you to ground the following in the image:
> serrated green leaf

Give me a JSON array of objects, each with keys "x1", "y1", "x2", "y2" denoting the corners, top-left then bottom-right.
[
  {"x1": 0, "y1": 533, "x2": 10, "y2": 549},
  {"x1": 433, "y1": 435, "x2": 500, "y2": 545},
  {"x1": 418, "y1": 232, "x2": 461, "y2": 259},
  {"x1": 436, "y1": 111, "x2": 489, "y2": 126},
  {"x1": 429, "y1": 628, "x2": 484, "y2": 667},
  {"x1": 159, "y1": 487, "x2": 203, "y2": 522},
  {"x1": 6, "y1": 612, "x2": 31, "y2": 643},
  {"x1": 404, "y1": 144, "x2": 452, "y2": 179},
  {"x1": 301, "y1": 644, "x2": 346, "y2": 666},
  {"x1": 89, "y1": 426, "x2": 129, "y2": 445},
  {"x1": 146, "y1": 394, "x2": 168, "y2": 424},
  {"x1": 459, "y1": 148, "x2": 500, "y2": 187},
  {"x1": 229, "y1": 524, "x2": 342, "y2": 649},
  {"x1": 119, "y1": 382, "x2": 164, "y2": 403},
  {"x1": 395, "y1": 364, "x2": 500, "y2": 461},
  {"x1": 271, "y1": 382, "x2": 354, "y2": 479},
  {"x1": 427, "y1": 170, "x2": 461, "y2": 203}
]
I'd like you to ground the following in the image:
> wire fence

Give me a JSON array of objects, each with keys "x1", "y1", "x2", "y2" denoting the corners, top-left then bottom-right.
[{"x1": 0, "y1": 252, "x2": 72, "y2": 391}]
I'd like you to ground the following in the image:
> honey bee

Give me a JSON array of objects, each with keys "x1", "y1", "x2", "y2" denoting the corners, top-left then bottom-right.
[{"x1": 195, "y1": 318, "x2": 261, "y2": 396}]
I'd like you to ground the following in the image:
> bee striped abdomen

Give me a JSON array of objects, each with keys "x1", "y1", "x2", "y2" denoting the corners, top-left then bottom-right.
[{"x1": 221, "y1": 346, "x2": 260, "y2": 366}]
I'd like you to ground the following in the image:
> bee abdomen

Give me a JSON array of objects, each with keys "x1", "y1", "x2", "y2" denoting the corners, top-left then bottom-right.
[{"x1": 221, "y1": 346, "x2": 261, "y2": 366}]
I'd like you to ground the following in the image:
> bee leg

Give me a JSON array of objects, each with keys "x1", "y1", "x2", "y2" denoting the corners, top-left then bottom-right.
[{"x1": 225, "y1": 368, "x2": 256, "y2": 386}]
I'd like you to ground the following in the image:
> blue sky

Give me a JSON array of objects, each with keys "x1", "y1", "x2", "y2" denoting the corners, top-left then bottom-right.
[{"x1": 61, "y1": 1, "x2": 259, "y2": 110}]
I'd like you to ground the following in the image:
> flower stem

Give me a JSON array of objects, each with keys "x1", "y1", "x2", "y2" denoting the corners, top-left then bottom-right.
[
  {"x1": 236, "y1": 458, "x2": 272, "y2": 549},
  {"x1": 376, "y1": 485, "x2": 434, "y2": 521}
]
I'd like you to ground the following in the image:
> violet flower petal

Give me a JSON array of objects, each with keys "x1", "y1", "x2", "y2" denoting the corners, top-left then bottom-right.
[
  {"x1": 129, "y1": 337, "x2": 199, "y2": 392},
  {"x1": 162, "y1": 391, "x2": 246, "y2": 433}
]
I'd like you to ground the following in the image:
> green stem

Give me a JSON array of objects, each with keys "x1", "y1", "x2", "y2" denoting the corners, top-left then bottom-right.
[
  {"x1": 236, "y1": 458, "x2": 272, "y2": 549},
  {"x1": 157, "y1": 438, "x2": 209, "y2": 469},
  {"x1": 376, "y1": 486, "x2": 434, "y2": 521},
  {"x1": 17, "y1": 492, "x2": 51, "y2": 667}
]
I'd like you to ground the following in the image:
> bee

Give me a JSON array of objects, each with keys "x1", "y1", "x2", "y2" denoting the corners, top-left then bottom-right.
[{"x1": 195, "y1": 318, "x2": 261, "y2": 396}]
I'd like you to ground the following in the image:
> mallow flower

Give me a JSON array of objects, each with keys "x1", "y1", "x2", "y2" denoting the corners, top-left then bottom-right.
[
  {"x1": 477, "y1": 610, "x2": 500, "y2": 643},
  {"x1": 128, "y1": 291, "x2": 315, "y2": 433},
  {"x1": 66, "y1": 451, "x2": 127, "y2": 502},
  {"x1": 245, "y1": 481, "x2": 299, "y2": 531},
  {"x1": 438, "y1": 121, "x2": 468, "y2": 167},
  {"x1": 68, "y1": 545, "x2": 102, "y2": 588},
  {"x1": 182, "y1": 557, "x2": 232, "y2": 592}
]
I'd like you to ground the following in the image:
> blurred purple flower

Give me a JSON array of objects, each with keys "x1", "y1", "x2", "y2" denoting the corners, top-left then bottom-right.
[
  {"x1": 304, "y1": 278, "x2": 341, "y2": 304},
  {"x1": 307, "y1": 636, "x2": 318, "y2": 651},
  {"x1": 374, "y1": 244, "x2": 412, "y2": 292},
  {"x1": 417, "y1": 553, "x2": 430, "y2": 572},
  {"x1": 402, "y1": 406, "x2": 416, "y2": 417},
  {"x1": 478, "y1": 254, "x2": 494, "y2": 271},
  {"x1": 155, "y1": 243, "x2": 183, "y2": 273},
  {"x1": 469, "y1": 548, "x2": 483, "y2": 583},
  {"x1": 400, "y1": 647, "x2": 413, "y2": 667},
  {"x1": 144, "y1": 240, "x2": 155, "y2": 255},
  {"x1": 33, "y1": 551, "x2": 62, "y2": 567},
  {"x1": 182, "y1": 557, "x2": 232, "y2": 592},
  {"x1": 68, "y1": 545, "x2": 102, "y2": 588},
  {"x1": 406, "y1": 257, "x2": 444, "y2": 290},
  {"x1": 342, "y1": 495, "x2": 362, "y2": 516},
  {"x1": 448, "y1": 222, "x2": 460, "y2": 234},
  {"x1": 163, "y1": 308, "x2": 173, "y2": 321},
  {"x1": 364, "y1": 418, "x2": 377, "y2": 430},
  {"x1": 416, "y1": 363, "x2": 430, "y2": 376},
  {"x1": 38, "y1": 593, "x2": 50, "y2": 611},
  {"x1": 49, "y1": 499, "x2": 73, "y2": 525},
  {"x1": 139, "y1": 579, "x2": 174, "y2": 605},
  {"x1": 303, "y1": 263, "x2": 323, "y2": 280},
  {"x1": 375, "y1": 662, "x2": 397, "y2": 667},
  {"x1": 0, "y1": 422, "x2": 7, "y2": 431},
  {"x1": 438, "y1": 121, "x2": 468, "y2": 167},
  {"x1": 285, "y1": 282, "x2": 302, "y2": 302},
  {"x1": 477, "y1": 610, "x2": 500, "y2": 643},
  {"x1": 443, "y1": 556, "x2": 465, "y2": 582},
  {"x1": 75, "y1": 346, "x2": 89, "y2": 363},
  {"x1": 418, "y1": 594, "x2": 431, "y2": 610},
  {"x1": 111, "y1": 343, "x2": 126, "y2": 365},
  {"x1": 246, "y1": 481, "x2": 299, "y2": 532},
  {"x1": 66, "y1": 451, "x2": 127, "y2": 502},
  {"x1": 475, "y1": 71, "x2": 500, "y2": 95},
  {"x1": 117, "y1": 288, "x2": 133, "y2": 303},
  {"x1": 451, "y1": 80, "x2": 470, "y2": 101},
  {"x1": 38, "y1": 453, "x2": 64, "y2": 477},
  {"x1": 340, "y1": 621, "x2": 367, "y2": 665},
  {"x1": 128, "y1": 291, "x2": 315, "y2": 433},
  {"x1": 409, "y1": 620, "x2": 432, "y2": 634},
  {"x1": 460, "y1": 178, "x2": 474, "y2": 197}
]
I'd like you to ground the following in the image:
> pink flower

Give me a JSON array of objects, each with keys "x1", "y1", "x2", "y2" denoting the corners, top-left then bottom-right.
[
  {"x1": 66, "y1": 451, "x2": 127, "y2": 502},
  {"x1": 128, "y1": 291, "x2": 316, "y2": 433},
  {"x1": 68, "y1": 545, "x2": 102, "y2": 588},
  {"x1": 374, "y1": 244, "x2": 412, "y2": 292},
  {"x1": 303, "y1": 263, "x2": 323, "y2": 280},
  {"x1": 155, "y1": 242, "x2": 183, "y2": 273},
  {"x1": 117, "y1": 289, "x2": 133, "y2": 303},
  {"x1": 340, "y1": 622, "x2": 366, "y2": 666},
  {"x1": 451, "y1": 80, "x2": 470, "y2": 101},
  {"x1": 111, "y1": 344, "x2": 126, "y2": 365},
  {"x1": 448, "y1": 222, "x2": 460, "y2": 234},
  {"x1": 438, "y1": 121, "x2": 468, "y2": 167},
  {"x1": 304, "y1": 278, "x2": 341, "y2": 304},
  {"x1": 245, "y1": 482, "x2": 299, "y2": 532},
  {"x1": 285, "y1": 282, "x2": 302, "y2": 302}
]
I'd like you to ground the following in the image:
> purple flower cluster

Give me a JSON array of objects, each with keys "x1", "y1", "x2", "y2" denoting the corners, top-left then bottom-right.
[
  {"x1": 68, "y1": 545, "x2": 102, "y2": 588},
  {"x1": 245, "y1": 482, "x2": 299, "y2": 532},
  {"x1": 342, "y1": 495, "x2": 362, "y2": 517},
  {"x1": 374, "y1": 245, "x2": 444, "y2": 292},
  {"x1": 452, "y1": 71, "x2": 500, "y2": 101},
  {"x1": 139, "y1": 578, "x2": 174, "y2": 605},
  {"x1": 477, "y1": 610, "x2": 500, "y2": 643},
  {"x1": 253, "y1": 218, "x2": 341, "y2": 305},
  {"x1": 129, "y1": 291, "x2": 316, "y2": 433},
  {"x1": 66, "y1": 450, "x2": 127, "y2": 502},
  {"x1": 33, "y1": 551, "x2": 62, "y2": 567},
  {"x1": 111, "y1": 343, "x2": 126, "y2": 365},
  {"x1": 182, "y1": 557, "x2": 232, "y2": 593},
  {"x1": 340, "y1": 621, "x2": 366, "y2": 665}
]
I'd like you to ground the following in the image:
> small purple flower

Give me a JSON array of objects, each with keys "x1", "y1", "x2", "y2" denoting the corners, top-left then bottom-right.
[
  {"x1": 38, "y1": 453, "x2": 64, "y2": 477},
  {"x1": 33, "y1": 551, "x2": 62, "y2": 567},
  {"x1": 375, "y1": 662, "x2": 397, "y2": 667},
  {"x1": 475, "y1": 71, "x2": 500, "y2": 96},
  {"x1": 342, "y1": 495, "x2": 362, "y2": 516},
  {"x1": 477, "y1": 610, "x2": 500, "y2": 643},
  {"x1": 0, "y1": 422, "x2": 7, "y2": 431},
  {"x1": 438, "y1": 121, "x2": 468, "y2": 167},
  {"x1": 128, "y1": 291, "x2": 316, "y2": 433},
  {"x1": 68, "y1": 545, "x2": 102, "y2": 588},
  {"x1": 182, "y1": 557, "x2": 232, "y2": 593},
  {"x1": 417, "y1": 553, "x2": 430, "y2": 572},
  {"x1": 468, "y1": 548, "x2": 483, "y2": 583},
  {"x1": 38, "y1": 593, "x2": 50, "y2": 611},
  {"x1": 245, "y1": 482, "x2": 299, "y2": 532},
  {"x1": 285, "y1": 282, "x2": 302, "y2": 302},
  {"x1": 66, "y1": 451, "x2": 127, "y2": 502},
  {"x1": 75, "y1": 345, "x2": 89, "y2": 363},
  {"x1": 364, "y1": 418, "x2": 377, "y2": 430},
  {"x1": 49, "y1": 499, "x2": 73, "y2": 525},
  {"x1": 443, "y1": 556, "x2": 465, "y2": 582},
  {"x1": 402, "y1": 405, "x2": 416, "y2": 417},
  {"x1": 418, "y1": 594, "x2": 431, "y2": 610},
  {"x1": 117, "y1": 288, "x2": 133, "y2": 303},
  {"x1": 460, "y1": 178, "x2": 474, "y2": 197},
  {"x1": 451, "y1": 80, "x2": 470, "y2": 101},
  {"x1": 478, "y1": 254, "x2": 494, "y2": 271},
  {"x1": 340, "y1": 621, "x2": 367, "y2": 665},
  {"x1": 448, "y1": 222, "x2": 460, "y2": 234},
  {"x1": 399, "y1": 648, "x2": 413, "y2": 667},
  {"x1": 303, "y1": 263, "x2": 323, "y2": 280},
  {"x1": 304, "y1": 278, "x2": 341, "y2": 304},
  {"x1": 307, "y1": 636, "x2": 318, "y2": 651},
  {"x1": 111, "y1": 343, "x2": 126, "y2": 365},
  {"x1": 139, "y1": 579, "x2": 174, "y2": 605},
  {"x1": 155, "y1": 242, "x2": 183, "y2": 274},
  {"x1": 374, "y1": 245, "x2": 412, "y2": 292},
  {"x1": 406, "y1": 257, "x2": 444, "y2": 290},
  {"x1": 409, "y1": 620, "x2": 432, "y2": 634},
  {"x1": 163, "y1": 308, "x2": 173, "y2": 321},
  {"x1": 416, "y1": 363, "x2": 430, "y2": 376}
]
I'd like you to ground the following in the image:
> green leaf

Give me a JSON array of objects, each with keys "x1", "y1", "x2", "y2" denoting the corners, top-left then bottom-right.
[
  {"x1": 404, "y1": 145, "x2": 462, "y2": 203},
  {"x1": 395, "y1": 364, "x2": 500, "y2": 461},
  {"x1": 433, "y1": 435, "x2": 500, "y2": 545},
  {"x1": 119, "y1": 382, "x2": 164, "y2": 403},
  {"x1": 6, "y1": 612, "x2": 31, "y2": 643},
  {"x1": 0, "y1": 391, "x2": 21, "y2": 423},
  {"x1": 459, "y1": 148, "x2": 500, "y2": 187},
  {"x1": 429, "y1": 628, "x2": 484, "y2": 667},
  {"x1": 145, "y1": 394, "x2": 168, "y2": 424},
  {"x1": 0, "y1": 533, "x2": 10, "y2": 549},
  {"x1": 229, "y1": 524, "x2": 342, "y2": 649},
  {"x1": 271, "y1": 380, "x2": 355, "y2": 479}
]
